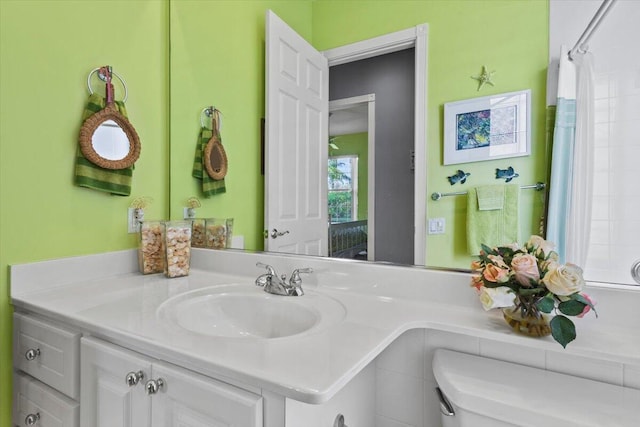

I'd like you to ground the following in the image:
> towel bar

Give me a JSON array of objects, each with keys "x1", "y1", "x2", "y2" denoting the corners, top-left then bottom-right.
[{"x1": 431, "y1": 182, "x2": 545, "y2": 201}]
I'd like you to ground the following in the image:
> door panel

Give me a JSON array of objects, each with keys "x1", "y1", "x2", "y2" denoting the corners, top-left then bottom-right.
[{"x1": 265, "y1": 10, "x2": 329, "y2": 256}]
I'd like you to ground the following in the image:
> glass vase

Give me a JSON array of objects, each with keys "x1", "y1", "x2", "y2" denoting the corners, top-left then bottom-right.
[
  {"x1": 502, "y1": 306, "x2": 551, "y2": 338},
  {"x1": 163, "y1": 220, "x2": 192, "y2": 278}
]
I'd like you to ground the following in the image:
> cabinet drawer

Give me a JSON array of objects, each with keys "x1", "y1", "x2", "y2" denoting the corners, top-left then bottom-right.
[
  {"x1": 13, "y1": 372, "x2": 79, "y2": 427},
  {"x1": 13, "y1": 313, "x2": 81, "y2": 399}
]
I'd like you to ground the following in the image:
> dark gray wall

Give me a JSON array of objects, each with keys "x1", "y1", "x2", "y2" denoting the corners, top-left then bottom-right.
[{"x1": 330, "y1": 48, "x2": 415, "y2": 264}]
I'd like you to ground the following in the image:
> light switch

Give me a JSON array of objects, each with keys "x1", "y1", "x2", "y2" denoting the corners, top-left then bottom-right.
[{"x1": 428, "y1": 218, "x2": 445, "y2": 234}]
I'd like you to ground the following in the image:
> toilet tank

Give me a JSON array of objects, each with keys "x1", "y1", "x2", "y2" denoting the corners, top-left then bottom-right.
[{"x1": 432, "y1": 349, "x2": 640, "y2": 427}]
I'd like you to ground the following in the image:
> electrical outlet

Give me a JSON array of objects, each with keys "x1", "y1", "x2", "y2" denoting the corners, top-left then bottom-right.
[
  {"x1": 428, "y1": 218, "x2": 445, "y2": 234},
  {"x1": 128, "y1": 208, "x2": 141, "y2": 233},
  {"x1": 183, "y1": 207, "x2": 196, "y2": 219}
]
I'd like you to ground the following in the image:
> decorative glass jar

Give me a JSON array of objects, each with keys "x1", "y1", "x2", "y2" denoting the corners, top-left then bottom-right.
[
  {"x1": 163, "y1": 220, "x2": 192, "y2": 278},
  {"x1": 205, "y1": 218, "x2": 234, "y2": 249},
  {"x1": 138, "y1": 221, "x2": 165, "y2": 274}
]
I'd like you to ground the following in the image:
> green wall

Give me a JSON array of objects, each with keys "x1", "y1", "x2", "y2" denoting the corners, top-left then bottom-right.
[
  {"x1": 0, "y1": 1, "x2": 548, "y2": 423},
  {"x1": 312, "y1": 0, "x2": 549, "y2": 268},
  {"x1": 0, "y1": 1, "x2": 169, "y2": 424},
  {"x1": 330, "y1": 133, "x2": 369, "y2": 220},
  {"x1": 169, "y1": 1, "x2": 313, "y2": 252}
]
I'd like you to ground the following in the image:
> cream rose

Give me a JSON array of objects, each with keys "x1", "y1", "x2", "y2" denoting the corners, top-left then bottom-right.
[
  {"x1": 479, "y1": 286, "x2": 516, "y2": 311},
  {"x1": 526, "y1": 235, "x2": 555, "y2": 257},
  {"x1": 542, "y1": 263, "x2": 585, "y2": 296},
  {"x1": 511, "y1": 254, "x2": 540, "y2": 286}
]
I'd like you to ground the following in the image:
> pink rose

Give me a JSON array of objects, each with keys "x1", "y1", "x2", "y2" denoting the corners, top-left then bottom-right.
[
  {"x1": 483, "y1": 264, "x2": 510, "y2": 283},
  {"x1": 511, "y1": 254, "x2": 540, "y2": 286},
  {"x1": 577, "y1": 293, "x2": 596, "y2": 318}
]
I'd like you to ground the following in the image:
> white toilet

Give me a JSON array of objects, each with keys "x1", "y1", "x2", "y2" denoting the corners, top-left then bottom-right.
[{"x1": 432, "y1": 349, "x2": 640, "y2": 427}]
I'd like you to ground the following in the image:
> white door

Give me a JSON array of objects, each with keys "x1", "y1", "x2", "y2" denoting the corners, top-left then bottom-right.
[
  {"x1": 80, "y1": 337, "x2": 152, "y2": 427},
  {"x1": 265, "y1": 10, "x2": 329, "y2": 256},
  {"x1": 151, "y1": 361, "x2": 263, "y2": 427}
]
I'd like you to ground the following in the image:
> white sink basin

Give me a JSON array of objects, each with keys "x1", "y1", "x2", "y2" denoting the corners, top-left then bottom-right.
[{"x1": 157, "y1": 284, "x2": 346, "y2": 339}]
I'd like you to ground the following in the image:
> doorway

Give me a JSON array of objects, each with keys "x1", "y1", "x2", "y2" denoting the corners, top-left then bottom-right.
[{"x1": 328, "y1": 94, "x2": 375, "y2": 261}]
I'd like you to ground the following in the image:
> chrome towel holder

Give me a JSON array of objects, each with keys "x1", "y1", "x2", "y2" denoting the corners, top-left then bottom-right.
[{"x1": 431, "y1": 182, "x2": 545, "y2": 201}]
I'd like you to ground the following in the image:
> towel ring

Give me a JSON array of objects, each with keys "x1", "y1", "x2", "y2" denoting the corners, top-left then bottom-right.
[
  {"x1": 200, "y1": 107, "x2": 223, "y2": 130},
  {"x1": 87, "y1": 67, "x2": 128, "y2": 103}
]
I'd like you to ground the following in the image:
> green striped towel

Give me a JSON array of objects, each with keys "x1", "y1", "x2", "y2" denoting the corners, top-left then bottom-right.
[
  {"x1": 192, "y1": 127, "x2": 226, "y2": 196},
  {"x1": 74, "y1": 93, "x2": 133, "y2": 196}
]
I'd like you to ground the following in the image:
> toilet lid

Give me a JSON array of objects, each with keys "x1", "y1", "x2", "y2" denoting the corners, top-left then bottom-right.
[{"x1": 433, "y1": 349, "x2": 640, "y2": 427}]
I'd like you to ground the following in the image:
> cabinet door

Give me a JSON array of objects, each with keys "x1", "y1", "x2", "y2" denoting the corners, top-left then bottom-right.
[
  {"x1": 80, "y1": 337, "x2": 152, "y2": 427},
  {"x1": 150, "y1": 361, "x2": 263, "y2": 427}
]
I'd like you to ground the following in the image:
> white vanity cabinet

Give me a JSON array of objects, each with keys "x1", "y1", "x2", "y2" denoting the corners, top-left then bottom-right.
[
  {"x1": 12, "y1": 313, "x2": 81, "y2": 427},
  {"x1": 80, "y1": 337, "x2": 263, "y2": 427}
]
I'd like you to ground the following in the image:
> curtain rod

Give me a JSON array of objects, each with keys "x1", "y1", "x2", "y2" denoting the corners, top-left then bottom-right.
[
  {"x1": 568, "y1": 0, "x2": 617, "y2": 61},
  {"x1": 431, "y1": 182, "x2": 545, "y2": 202}
]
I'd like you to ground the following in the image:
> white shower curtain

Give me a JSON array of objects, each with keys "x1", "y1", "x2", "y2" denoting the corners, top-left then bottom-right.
[
  {"x1": 546, "y1": 46, "x2": 595, "y2": 266},
  {"x1": 566, "y1": 52, "x2": 595, "y2": 267}
]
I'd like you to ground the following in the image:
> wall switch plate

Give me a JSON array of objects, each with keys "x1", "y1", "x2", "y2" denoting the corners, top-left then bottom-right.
[
  {"x1": 128, "y1": 208, "x2": 141, "y2": 233},
  {"x1": 428, "y1": 218, "x2": 445, "y2": 234}
]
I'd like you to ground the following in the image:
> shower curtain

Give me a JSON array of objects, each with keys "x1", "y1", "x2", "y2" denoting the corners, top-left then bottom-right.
[{"x1": 546, "y1": 46, "x2": 595, "y2": 266}]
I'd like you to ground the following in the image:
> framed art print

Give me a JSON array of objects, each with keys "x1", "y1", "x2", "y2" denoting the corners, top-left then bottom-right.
[{"x1": 443, "y1": 89, "x2": 531, "y2": 165}]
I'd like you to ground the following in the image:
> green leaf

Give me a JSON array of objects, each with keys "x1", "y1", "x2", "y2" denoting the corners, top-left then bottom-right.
[
  {"x1": 558, "y1": 299, "x2": 586, "y2": 316},
  {"x1": 550, "y1": 315, "x2": 576, "y2": 348},
  {"x1": 536, "y1": 297, "x2": 555, "y2": 313},
  {"x1": 570, "y1": 293, "x2": 598, "y2": 316},
  {"x1": 481, "y1": 243, "x2": 496, "y2": 256}
]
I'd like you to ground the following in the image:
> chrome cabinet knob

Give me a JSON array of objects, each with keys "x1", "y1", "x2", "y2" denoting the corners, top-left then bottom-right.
[
  {"x1": 270, "y1": 228, "x2": 290, "y2": 239},
  {"x1": 24, "y1": 413, "x2": 40, "y2": 425},
  {"x1": 24, "y1": 348, "x2": 40, "y2": 361},
  {"x1": 145, "y1": 378, "x2": 165, "y2": 395},
  {"x1": 125, "y1": 370, "x2": 144, "y2": 387}
]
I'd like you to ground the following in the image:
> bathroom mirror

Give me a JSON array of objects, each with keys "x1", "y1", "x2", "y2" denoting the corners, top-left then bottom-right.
[
  {"x1": 204, "y1": 133, "x2": 228, "y2": 180},
  {"x1": 79, "y1": 105, "x2": 141, "y2": 170},
  {"x1": 168, "y1": 1, "x2": 640, "y2": 287}
]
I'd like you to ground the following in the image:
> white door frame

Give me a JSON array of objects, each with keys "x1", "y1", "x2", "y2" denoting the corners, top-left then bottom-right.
[
  {"x1": 323, "y1": 24, "x2": 429, "y2": 266},
  {"x1": 329, "y1": 94, "x2": 376, "y2": 260}
]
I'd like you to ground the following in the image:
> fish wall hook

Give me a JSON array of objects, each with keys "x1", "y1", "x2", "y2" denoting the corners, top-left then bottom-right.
[
  {"x1": 448, "y1": 169, "x2": 470, "y2": 185},
  {"x1": 496, "y1": 166, "x2": 519, "y2": 182}
]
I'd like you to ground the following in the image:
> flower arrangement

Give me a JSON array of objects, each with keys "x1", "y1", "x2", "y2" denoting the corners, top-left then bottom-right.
[{"x1": 471, "y1": 235, "x2": 597, "y2": 348}]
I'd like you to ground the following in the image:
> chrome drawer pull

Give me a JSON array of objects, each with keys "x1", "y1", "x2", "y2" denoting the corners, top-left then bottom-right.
[
  {"x1": 145, "y1": 378, "x2": 165, "y2": 395},
  {"x1": 24, "y1": 348, "x2": 40, "y2": 361},
  {"x1": 125, "y1": 370, "x2": 144, "y2": 387},
  {"x1": 25, "y1": 412, "x2": 40, "y2": 425}
]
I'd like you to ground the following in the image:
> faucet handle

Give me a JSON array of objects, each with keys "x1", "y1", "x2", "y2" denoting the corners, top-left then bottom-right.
[
  {"x1": 290, "y1": 267, "x2": 313, "y2": 286},
  {"x1": 256, "y1": 262, "x2": 277, "y2": 276}
]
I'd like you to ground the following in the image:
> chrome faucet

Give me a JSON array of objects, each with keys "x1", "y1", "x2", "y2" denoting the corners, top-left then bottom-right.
[{"x1": 255, "y1": 262, "x2": 313, "y2": 296}]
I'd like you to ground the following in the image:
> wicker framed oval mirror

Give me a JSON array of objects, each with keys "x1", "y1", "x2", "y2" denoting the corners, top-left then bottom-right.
[
  {"x1": 79, "y1": 104, "x2": 141, "y2": 170},
  {"x1": 204, "y1": 133, "x2": 228, "y2": 180},
  {"x1": 203, "y1": 108, "x2": 228, "y2": 180}
]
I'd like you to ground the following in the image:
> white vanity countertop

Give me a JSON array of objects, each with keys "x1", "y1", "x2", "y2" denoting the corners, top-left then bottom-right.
[{"x1": 10, "y1": 249, "x2": 640, "y2": 404}]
